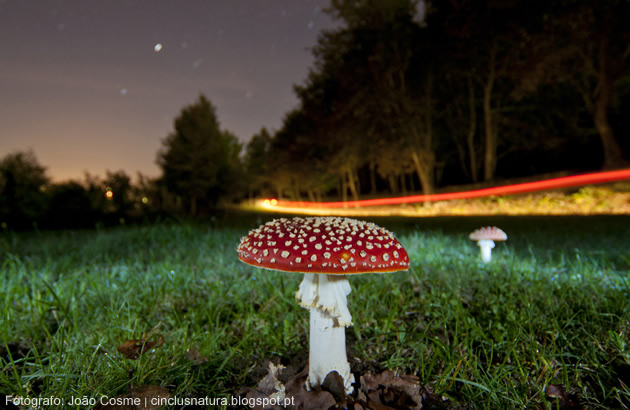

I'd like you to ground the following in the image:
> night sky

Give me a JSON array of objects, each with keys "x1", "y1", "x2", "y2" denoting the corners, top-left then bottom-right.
[{"x1": 0, "y1": 0, "x2": 338, "y2": 181}]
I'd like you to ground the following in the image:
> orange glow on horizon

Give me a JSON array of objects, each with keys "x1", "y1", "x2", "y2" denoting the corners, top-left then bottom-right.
[{"x1": 270, "y1": 169, "x2": 630, "y2": 209}]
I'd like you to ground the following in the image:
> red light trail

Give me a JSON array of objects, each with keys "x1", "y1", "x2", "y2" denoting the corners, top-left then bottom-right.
[{"x1": 272, "y1": 169, "x2": 630, "y2": 209}]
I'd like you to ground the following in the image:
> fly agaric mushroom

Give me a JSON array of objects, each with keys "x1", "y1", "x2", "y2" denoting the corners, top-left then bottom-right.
[
  {"x1": 469, "y1": 226, "x2": 507, "y2": 262},
  {"x1": 237, "y1": 216, "x2": 410, "y2": 395}
]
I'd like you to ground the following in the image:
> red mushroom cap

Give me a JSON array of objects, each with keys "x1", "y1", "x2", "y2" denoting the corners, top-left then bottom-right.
[
  {"x1": 469, "y1": 226, "x2": 507, "y2": 241},
  {"x1": 237, "y1": 217, "x2": 410, "y2": 274}
]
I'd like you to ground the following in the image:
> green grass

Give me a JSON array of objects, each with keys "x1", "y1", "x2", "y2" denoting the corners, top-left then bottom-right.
[{"x1": 1, "y1": 214, "x2": 629, "y2": 408}]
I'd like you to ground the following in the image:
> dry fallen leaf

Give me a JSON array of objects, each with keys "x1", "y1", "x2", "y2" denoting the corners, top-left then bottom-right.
[
  {"x1": 117, "y1": 335, "x2": 165, "y2": 360},
  {"x1": 321, "y1": 371, "x2": 346, "y2": 402},
  {"x1": 239, "y1": 362, "x2": 291, "y2": 409},
  {"x1": 545, "y1": 384, "x2": 584, "y2": 409},
  {"x1": 360, "y1": 370, "x2": 423, "y2": 410},
  {"x1": 240, "y1": 365, "x2": 449, "y2": 409},
  {"x1": 285, "y1": 372, "x2": 337, "y2": 410},
  {"x1": 257, "y1": 362, "x2": 287, "y2": 399},
  {"x1": 240, "y1": 365, "x2": 337, "y2": 409}
]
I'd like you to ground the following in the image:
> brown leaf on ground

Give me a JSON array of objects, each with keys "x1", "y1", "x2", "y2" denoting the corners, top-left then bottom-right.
[
  {"x1": 321, "y1": 371, "x2": 347, "y2": 402},
  {"x1": 257, "y1": 362, "x2": 286, "y2": 395},
  {"x1": 117, "y1": 335, "x2": 165, "y2": 360},
  {"x1": 360, "y1": 370, "x2": 423, "y2": 410},
  {"x1": 185, "y1": 346, "x2": 208, "y2": 365},
  {"x1": 94, "y1": 385, "x2": 170, "y2": 410},
  {"x1": 240, "y1": 366, "x2": 450, "y2": 409},
  {"x1": 545, "y1": 384, "x2": 584, "y2": 409},
  {"x1": 240, "y1": 364, "x2": 337, "y2": 409},
  {"x1": 238, "y1": 362, "x2": 291, "y2": 409},
  {"x1": 285, "y1": 370, "x2": 336, "y2": 410}
]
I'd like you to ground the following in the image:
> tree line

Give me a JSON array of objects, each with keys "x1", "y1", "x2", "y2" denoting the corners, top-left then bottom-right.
[
  {"x1": 0, "y1": 95, "x2": 244, "y2": 229},
  {"x1": 2, "y1": 0, "x2": 629, "y2": 228},
  {"x1": 0, "y1": 151, "x2": 155, "y2": 229},
  {"x1": 246, "y1": 0, "x2": 629, "y2": 202}
]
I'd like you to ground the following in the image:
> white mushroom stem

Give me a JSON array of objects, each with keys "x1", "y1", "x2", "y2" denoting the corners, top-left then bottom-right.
[
  {"x1": 296, "y1": 273, "x2": 355, "y2": 394},
  {"x1": 477, "y1": 239, "x2": 495, "y2": 262}
]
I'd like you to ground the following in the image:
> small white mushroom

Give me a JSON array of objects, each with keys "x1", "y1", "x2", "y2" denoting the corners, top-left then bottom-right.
[{"x1": 469, "y1": 226, "x2": 507, "y2": 262}]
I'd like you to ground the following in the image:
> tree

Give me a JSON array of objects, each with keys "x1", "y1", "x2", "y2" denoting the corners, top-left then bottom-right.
[
  {"x1": 266, "y1": 109, "x2": 335, "y2": 201},
  {"x1": 293, "y1": 0, "x2": 438, "y2": 196},
  {"x1": 46, "y1": 181, "x2": 94, "y2": 228},
  {"x1": 103, "y1": 170, "x2": 133, "y2": 217},
  {"x1": 0, "y1": 150, "x2": 49, "y2": 228},
  {"x1": 430, "y1": 0, "x2": 546, "y2": 181},
  {"x1": 517, "y1": 0, "x2": 629, "y2": 169},
  {"x1": 133, "y1": 172, "x2": 161, "y2": 216},
  {"x1": 443, "y1": 74, "x2": 481, "y2": 182},
  {"x1": 244, "y1": 128, "x2": 273, "y2": 199},
  {"x1": 156, "y1": 95, "x2": 242, "y2": 215}
]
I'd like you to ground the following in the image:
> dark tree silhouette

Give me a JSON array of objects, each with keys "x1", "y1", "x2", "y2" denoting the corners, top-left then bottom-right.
[
  {"x1": 156, "y1": 95, "x2": 242, "y2": 215},
  {"x1": 430, "y1": 0, "x2": 549, "y2": 181},
  {"x1": 103, "y1": 170, "x2": 133, "y2": 217},
  {"x1": 244, "y1": 128, "x2": 273, "y2": 199},
  {"x1": 0, "y1": 150, "x2": 49, "y2": 228},
  {"x1": 515, "y1": 0, "x2": 630, "y2": 169},
  {"x1": 290, "y1": 0, "x2": 439, "y2": 196},
  {"x1": 46, "y1": 181, "x2": 94, "y2": 228}
]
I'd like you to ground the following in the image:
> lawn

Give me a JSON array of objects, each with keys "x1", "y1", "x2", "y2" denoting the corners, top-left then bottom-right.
[{"x1": 1, "y1": 214, "x2": 629, "y2": 408}]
